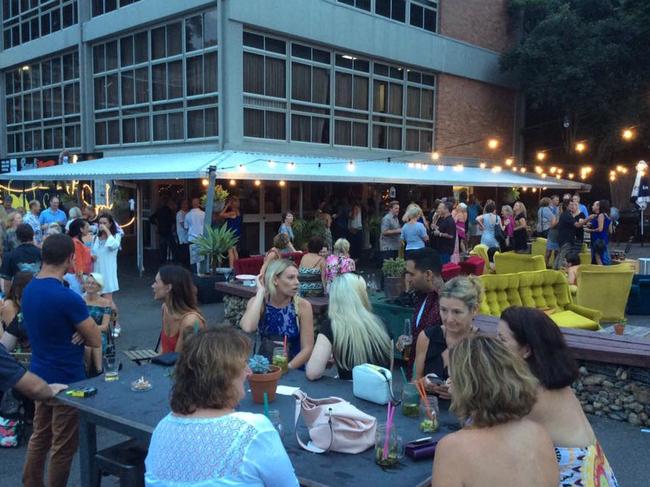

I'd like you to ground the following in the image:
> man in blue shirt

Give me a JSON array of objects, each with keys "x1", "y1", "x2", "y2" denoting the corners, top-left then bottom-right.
[
  {"x1": 0, "y1": 344, "x2": 68, "y2": 400},
  {"x1": 572, "y1": 193, "x2": 589, "y2": 219},
  {"x1": 22, "y1": 233, "x2": 101, "y2": 487},
  {"x1": 38, "y1": 196, "x2": 67, "y2": 232}
]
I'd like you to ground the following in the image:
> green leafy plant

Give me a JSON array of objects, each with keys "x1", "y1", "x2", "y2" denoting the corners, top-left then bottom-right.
[
  {"x1": 382, "y1": 257, "x2": 406, "y2": 278},
  {"x1": 292, "y1": 218, "x2": 327, "y2": 251},
  {"x1": 369, "y1": 215, "x2": 382, "y2": 247},
  {"x1": 248, "y1": 354, "x2": 271, "y2": 374},
  {"x1": 200, "y1": 184, "x2": 229, "y2": 208},
  {"x1": 193, "y1": 223, "x2": 239, "y2": 274}
]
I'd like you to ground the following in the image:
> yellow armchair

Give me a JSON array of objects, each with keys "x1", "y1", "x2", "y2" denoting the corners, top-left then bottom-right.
[
  {"x1": 494, "y1": 252, "x2": 546, "y2": 274},
  {"x1": 470, "y1": 244, "x2": 492, "y2": 274},
  {"x1": 533, "y1": 237, "x2": 590, "y2": 264},
  {"x1": 575, "y1": 264, "x2": 635, "y2": 322},
  {"x1": 479, "y1": 269, "x2": 602, "y2": 330}
]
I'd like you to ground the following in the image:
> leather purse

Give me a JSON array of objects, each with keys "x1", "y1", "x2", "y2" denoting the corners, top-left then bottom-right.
[
  {"x1": 293, "y1": 390, "x2": 376, "y2": 454},
  {"x1": 352, "y1": 364, "x2": 392, "y2": 405}
]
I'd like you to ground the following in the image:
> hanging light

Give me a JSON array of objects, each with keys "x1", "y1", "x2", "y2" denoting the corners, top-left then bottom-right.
[
  {"x1": 287, "y1": 162, "x2": 296, "y2": 170},
  {"x1": 279, "y1": 180, "x2": 286, "y2": 187},
  {"x1": 487, "y1": 138, "x2": 500, "y2": 150},
  {"x1": 491, "y1": 166, "x2": 502, "y2": 173},
  {"x1": 201, "y1": 179, "x2": 209, "y2": 187},
  {"x1": 437, "y1": 164, "x2": 444, "y2": 171},
  {"x1": 535, "y1": 166, "x2": 543, "y2": 174},
  {"x1": 520, "y1": 167, "x2": 527, "y2": 173},
  {"x1": 568, "y1": 173, "x2": 575, "y2": 179},
  {"x1": 479, "y1": 162, "x2": 487, "y2": 169},
  {"x1": 268, "y1": 160, "x2": 277, "y2": 168},
  {"x1": 557, "y1": 168, "x2": 563, "y2": 174},
  {"x1": 347, "y1": 160, "x2": 356, "y2": 171},
  {"x1": 229, "y1": 179, "x2": 236, "y2": 186},
  {"x1": 541, "y1": 173, "x2": 547, "y2": 179},
  {"x1": 254, "y1": 180, "x2": 261, "y2": 187},
  {"x1": 431, "y1": 151, "x2": 440, "y2": 161},
  {"x1": 531, "y1": 188, "x2": 537, "y2": 193},
  {"x1": 622, "y1": 128, "x2": 635, "y2": 141},
  {"x1": 522, "y1": 187, "x2": 528, "y2": 192},
  {"x1": 536, "y1": 151, "x2": 546, "y2": 161},
  {"x1": 555, "y1": 174, "x2": 561, "y2": 180},
  {"x1": 549, "y1": 166, "x2": 557, "y2": 174},
  {"x1": 575, "y1": 142, "x2": 587, "y2": 153},
  {"x1": 505, "y1": 157, "x2": 514, "y2": 166},
  {"x1": 453, "y1": 164, "x2": 464, "y2": 172}
]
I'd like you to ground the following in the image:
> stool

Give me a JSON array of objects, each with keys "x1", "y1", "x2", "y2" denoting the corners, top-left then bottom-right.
[{"x1": 95, "y1": 439, "x2": 146, "y2": 487}]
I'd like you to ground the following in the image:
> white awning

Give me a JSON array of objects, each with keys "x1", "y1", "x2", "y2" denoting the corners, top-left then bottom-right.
[{"x1": 0, "y1": 150, "x2": 585, "y2": 189}]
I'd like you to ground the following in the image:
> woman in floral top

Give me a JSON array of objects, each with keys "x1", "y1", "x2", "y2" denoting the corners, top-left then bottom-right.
[{"x1": 325, "y1": 238, "x2": 355, "y2": 293}]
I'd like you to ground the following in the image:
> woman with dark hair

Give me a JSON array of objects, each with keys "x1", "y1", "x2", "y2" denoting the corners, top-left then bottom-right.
[
  {"x1": 585, "y1": 200, "x2": 612, "y2": 265},
  {"x1": 68, "y1": 218, "x2": 93, "y2": 284},
  {"x1": 0, "y1": 271, "x2": 34, "y2": 352},
  {"x1": 297, "y1": 236, "x2": 326, "y2": 297},
  {"x1": 91, "y1": 212, "x2": 121, "y2": 299},
  {"x1": 152, "y1": 264, "x2": 206, "y2": 353},
  {"x1": 145, "y1": 327, "x2": 298, "y2": 486},
  {"x1": 278, "y1": 211, "x2": 295, "y2": 243},
  {"x1": 497, "y1": 306, "x2": 619, "y2": 486},
  {"x1": 432, "y1": 335, "x2": 558, "y2": 487},
  {"x1": 219, "y1": 196, "x2": 243, "y2": 268}
]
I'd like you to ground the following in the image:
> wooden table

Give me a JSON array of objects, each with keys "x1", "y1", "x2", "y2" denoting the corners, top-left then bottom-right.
[{"x1": 59, "y1": 364, "x2": 453, "y2": 487}]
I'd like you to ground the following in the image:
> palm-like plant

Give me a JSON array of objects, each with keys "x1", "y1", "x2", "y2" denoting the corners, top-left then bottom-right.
[{"x1": 193, "y1": 224, "x2": 239, "y2": 274}]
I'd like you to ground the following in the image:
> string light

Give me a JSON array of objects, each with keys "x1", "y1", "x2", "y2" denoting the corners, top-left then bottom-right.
[
  {"x1": 556, "y1": 174, "x2": 561, "y2": 180},
  {"x1": 487, "y1": 138, "x2": 500, "y2": 150},
  {"x1": 254, "y1": 180, "x2": 261, "y2": 187},
  {"x1": 279, "y1": 180, "x2": 286, "y2": 187},
  {"x1": 549, "y1": 166, "x2": 557, "y2": 174},
  {"x1": 541, "y1": 173, "x2": 547, "y2": 179},
  {"x1": 453, "y1": 164, "x2": 464, "y2": 172},
  {"x1": 622, "y1": 128, "x2": 635, "y2": 141},
  {"x1": 520, "y1": 167, "x2": 527, "y2": 173},
  {"x1": 268, "y1": 160, "x2": 276, "y2": 168},
  {"x1": 568, "y1": 173, "x2": 575, "y2": 179},
  {"x1": 535, "y1": 166, "x2": 543, "y2": 174},
  {"x1": 522, "y1": 187, "x2": 528, "y2": 192},
  {"x1": 287, "y1": 162, "x2": 296, "y2": 170},
  {"x1": 536, "y1": 152, "x2": 546, "y2": 161},
  {"x1": 201, "y1": 179, "x2": 209, "y2": 187},
  {"x1": 431, "y1": 151, "x2": 440, "y2": 161},
  {"x1": 238, "y1": 164, "x2": 246, "y2": 172},
  {"x1": 575, "y1": 142, "x2": 587, "y2": 153},
  {"x1": 491, "y1": 166, "x2": 502, "y2": 173},
  {"x1": 437, "y1": 164, "x2": 444, "y2": 171},
  {"x1": 479, "y1": 162, "x2": 487, "y2": 169},
  {"x1": 532, "y1": 188, "x2": 537, "y2": 193},
  {"x1": 408, "y1": 163, "x2": 415, "y2": 168},
  {"x1": 229, "y1": 179, "x2": 236, "y2": 186},
  {"x1": 347, "y1": 160, "x2": 355, "y2": 171},
  {"x1": 505, "y1": 157, "x2": 514, "y2": 166}
]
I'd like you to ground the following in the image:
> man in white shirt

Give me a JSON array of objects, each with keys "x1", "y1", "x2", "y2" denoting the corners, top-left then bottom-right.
[
  {"x1": 175, "y1": 200, "x2": 190, "y2": 267},
  {"x1": 184, "y1": 198, "x2": 206, "y2": 272}
]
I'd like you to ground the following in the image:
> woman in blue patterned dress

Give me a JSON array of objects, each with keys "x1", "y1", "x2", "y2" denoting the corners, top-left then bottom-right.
[
  {"x1": 585, "y1": 200, "x2": 612, "y2": 265},
  {"x1": 83, "y1": 273, "x2": 113, "y2": 376},
  {"x1": 240, "y1": 259, "x2": 314, "y2": 368}
]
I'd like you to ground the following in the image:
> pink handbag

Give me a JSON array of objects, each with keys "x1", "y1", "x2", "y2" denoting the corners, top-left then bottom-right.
[{"x1": 293, "y1": 390, "x2": 377, "y2": 454}]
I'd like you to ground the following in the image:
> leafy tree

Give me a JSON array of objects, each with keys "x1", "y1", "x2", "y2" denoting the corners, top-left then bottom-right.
[{"x1": 502, "y1": 0, "x2": 650, "y2": 163}]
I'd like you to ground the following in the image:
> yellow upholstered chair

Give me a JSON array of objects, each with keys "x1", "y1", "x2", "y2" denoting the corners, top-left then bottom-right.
[
  {"x1": 531, "y1": 238, "x2": 547, "y2": 258},
  {"x1": 494, "y1": 252, "x2": 546, "y2": 274},
  {"x1": 575, "y1": 264, "x2": 635, "y2": 322},
  {"x1": 470, "y1": 244, "x2": 492, "y2": 274},
  {"x1": 479, "y1": 269, "x2": 602, "y2": 330}
]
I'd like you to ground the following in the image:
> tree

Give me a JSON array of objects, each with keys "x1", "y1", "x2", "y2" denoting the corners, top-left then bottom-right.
[{"x1": 502, "y1": 0, "x2": 650, "y2": 163}]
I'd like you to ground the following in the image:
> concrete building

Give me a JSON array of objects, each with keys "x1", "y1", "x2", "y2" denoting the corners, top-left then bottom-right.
[{"x1": 0, "y1": 0, "x2": 523, "y2": 257}]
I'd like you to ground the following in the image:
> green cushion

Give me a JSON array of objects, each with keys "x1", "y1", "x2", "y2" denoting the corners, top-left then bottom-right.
[{"x1": 549, "y1": 310, "x2": 599, "y2": 330}]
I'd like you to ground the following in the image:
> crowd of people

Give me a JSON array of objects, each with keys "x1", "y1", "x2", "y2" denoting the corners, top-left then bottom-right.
[{"x1": 0, "y1": 189, "x2": 622, "y2": 487}]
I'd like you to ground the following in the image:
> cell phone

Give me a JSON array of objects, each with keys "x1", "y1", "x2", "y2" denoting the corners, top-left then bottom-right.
[
  {"x1": 407, "y1": 436, "x2": 434, "y2": 446},
  {"x1": 65, "y1": 387, "x2": 97, "y2": 398},
  {"x1": 426, "y1": 373, "x2": 444, "y2": 386}
]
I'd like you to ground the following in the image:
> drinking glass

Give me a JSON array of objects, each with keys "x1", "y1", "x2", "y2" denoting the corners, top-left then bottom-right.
[
  {"x1": 419, "y1": 396, "x2": 440, "y2": 433},
  {"x1": 104, "y1": 355, "x2": 119, "y2": 382},
  {"x1": 268, "y1": 409, "x2": 284, "y2": 440},
  {"x1": 401, "y1": 383, "x2": 420, "y2": 417},
  {"x1": 374, "y1": 423, "x2": 404, "y2": 467},
  {"x1": 272, "y1": 347, "x2": 289, "y2": 374}
]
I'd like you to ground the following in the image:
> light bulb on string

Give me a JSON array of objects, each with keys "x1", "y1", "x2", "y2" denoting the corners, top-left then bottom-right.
[
  {"x1": 487, "y1": 138, "x2": 500, "y2": 150},
  {"x1": 520, "y1": 167, "x2": 527, "y2": 173},
  {"x1": 229, "y1": 179, "x2": 236, "y2": 187},
  {"x1": 287, "y1": 162, "x2": 296, "y2": 170},
  {"x1": 541, "y1": 173, "x2": 547, "y2": 179},
  {"x1": 201, "y1": 179, "x2": 209, "y2": 187},
  {"x1": 437, "y1": 164, "x2": 444, "y2": 171},
  {"x1": 536, "y1": 151, "x2": 546, "y2": 161},
  {"x1": 575, "y1": 142, "x2": 587, "y2": 153},
  {"x1": 347, "y1": 160, "x2": 355, "y2": 171},
  {"x1": 254, "y1": 180, "x2": 261, "y2": 187},
  {"x1": 568, "y1": 173, "x2": 575, "y2": 179},
  {"x1": 268, "y1": 160, "x2": 276, "y2": 168},
  {"x1": 279, "y1": 180, "x2": 286, "y2": 187},
  {"x1": 479, "y1": 162, "x2": 487, "y2": 169},
  {"x1": 535, "y1": 166, "x2": 543, "y2": 174},
  {"x1": 622, "y1": 128, "x2": 635, "y2": 141},
  {"x1": 550, "y1": 166, "x2": 557, "y2": 174},
  {"x1": 431, "y1": 151, "x2": 440, "y2": 161},
  {"x1": 491, "y1": 166, "x2": 502, "y2": 173},
  {"x1": 505, "y1": 157, "x2": 514, "y2": 166},
  {"x1": 453, "y1": 164, "x2": 464, "y2": 172},
  {"x1": 555, "y1": 174, "x2": 561, "y2": 180}
]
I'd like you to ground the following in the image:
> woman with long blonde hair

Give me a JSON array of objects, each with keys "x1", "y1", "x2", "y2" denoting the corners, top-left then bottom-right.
[
  {"x1": 431, "y1": 336, "x2": 558, "y2": 487},
  {"x1": 306, "y1": 272, "x2": 391, "y2": 380},
  {"x1": 240, "y1": 259, "x2": 314, "y2": 369}
]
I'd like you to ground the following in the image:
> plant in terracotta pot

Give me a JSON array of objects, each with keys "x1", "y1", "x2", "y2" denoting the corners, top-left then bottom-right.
[
  {"x1": 248, "y1": 354, "x2": 282, "y2": 404},
  {"x1": 382, "y1": 257, "x2": 406, "y2": 301},
  {"x1": 613, "y1": 319, "x2": 627, "y2": 336}
]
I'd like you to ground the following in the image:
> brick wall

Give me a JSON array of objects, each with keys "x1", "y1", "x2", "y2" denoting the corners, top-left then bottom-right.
[
  {"x1": 439, "y1": 0, "x2": 516, "y2": 53},
  {"x1": 435, "y1": 73, "x2": 517, "y2": 160}
]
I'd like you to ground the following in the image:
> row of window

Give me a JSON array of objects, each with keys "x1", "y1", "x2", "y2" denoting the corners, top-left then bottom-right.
[
  {"x1": 337, "y1": 0, "x2": 437, "y2": 33},
  {"x1": 91, "y1": 0, "x2": 141, "y2": 17},
  {"x1": 242, "y1": 31, "x2": 435, "y2": 152},
  {"x1": 2, "y1": 0, "x2": 77, "y2": 49}
]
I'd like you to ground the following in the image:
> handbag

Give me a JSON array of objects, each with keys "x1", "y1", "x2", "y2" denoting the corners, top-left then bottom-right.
[
  {"x1": 293, "y1": 390, "x2": 377, "y2": 454},
  {"x1": 352, "y1": 364, "x2": 392, "y2": 405},
  {"x1": 494, "y1": 217, "x2": 506, "y2": 246}
]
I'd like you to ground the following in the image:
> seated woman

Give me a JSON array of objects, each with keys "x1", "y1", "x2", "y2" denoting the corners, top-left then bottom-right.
[
  {"x1": 306, "y1": 273, "x2": 391, "y2": 380},
  {"x1": 565, "y1": 252, "x2": 581, "y2": 287},
  {"x1": 259, "y1": 233, "x2": 296, "y2": 279},
  {"x1": 240, "y1": 259, "x2": 314, "y2": 369},
  {"x1": 497, "y1": 307, "x2": 619, "y2": 486},
  {"x1": 145, "y1": 327, "x2": 299, "y2": 487},
  {"x1": 414, "y1": 276, "x2": 482, "y2": 399},
  {"x1": 83, "y1": 273, "x2": 112, "y2": 376},
  {"x1": 152, "y1": 265, "x2": 206, "y2": 353},
  {"x1": 0, "y1": 271, "x2": 34, "y2": 352},
  {"x1": 298, "y1": 236, "x2": 326, "y2": 298},
  {"x1": 324, "y1": 238, "x2": 355, "y2": 293},
  {"x1": 432, "y1": 336, "x2": 558, "y2": 487}
]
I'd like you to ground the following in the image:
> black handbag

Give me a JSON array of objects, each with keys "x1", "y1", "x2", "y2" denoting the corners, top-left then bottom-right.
[
  {"x1": 0, "y1": 389, "x2": 24, "y2": 420},
  {"x1": 494, "y1": 217, "x2": 507, "y2": 246},
  {"x1": 151, "y1": 352, "x2": 178, "y2": 366}
]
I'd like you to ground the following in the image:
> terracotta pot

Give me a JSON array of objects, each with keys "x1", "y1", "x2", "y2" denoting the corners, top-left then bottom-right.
[
  {"x1": 383, "y1": 276, "x2": 405, "y2": 301},
  {"x1": 248, "y1": 365, "x2": 282, "y2": 403},
  {"x1": 614, "y1": 323, "x2": 626, "y2": 336}
]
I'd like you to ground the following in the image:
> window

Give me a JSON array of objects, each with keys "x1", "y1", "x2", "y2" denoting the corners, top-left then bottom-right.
[
  {"x1": 5, "y1": 50, "x2": 80, "y2": 155},
  {"x1": 409, "y1": 1, "x2": 437, "y2": 33},
  {"x1": 91, "y1": 0, "x2": 142, "y2": 17},
  {"x1": 2, "y1": 1, "x2": 78, "y2": 49},
  {"x1": 337, "y1": 0, "x2": 371, "y2": 10},
  {"x1": 243, "y1": 31, "x2": 435, "y2": 150},
  {"x1": 337, "y1": 0, "x2": 437, "y2": 33},
  {"x1": 375, "y1": 0, "x2": 405, "y2": 22},
  {"x1": 92, "y1": 8, "x2": 219, "y2": 146}
]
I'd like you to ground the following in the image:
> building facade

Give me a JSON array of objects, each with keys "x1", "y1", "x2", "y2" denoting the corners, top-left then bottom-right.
[{"x1": 0, "y1": 0, "x2": 520, "y2": 255}]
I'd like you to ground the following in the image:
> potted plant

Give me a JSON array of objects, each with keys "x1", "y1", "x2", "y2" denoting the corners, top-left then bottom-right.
[
  {"x1": 382, "y1": 257, "x2": 406, "y2": 301},
  {"x1": 248, "y1": 355, "x2": 282, "y2": 403},
  {"x1": 292, "y1": 218, "x2": 326, "y2": 251},
  {"x1": 192, "y1": 224, "x2": 239, "y2": 304},
  {"x1": 613, "y1": 319, "x2": 627, "y2": 336},
  {"x1": 200, "y1": 184, "x2": 229, "y2": 213}
]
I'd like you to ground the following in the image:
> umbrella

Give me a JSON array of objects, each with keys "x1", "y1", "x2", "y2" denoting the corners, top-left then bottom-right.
[{"x1": 631, "y1": 160, "x2": 650, "y2": 242}]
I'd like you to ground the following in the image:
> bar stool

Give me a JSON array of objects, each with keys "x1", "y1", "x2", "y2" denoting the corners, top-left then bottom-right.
[{"x1": 95, "y1": 439, "x2": 146, "y2": 487}]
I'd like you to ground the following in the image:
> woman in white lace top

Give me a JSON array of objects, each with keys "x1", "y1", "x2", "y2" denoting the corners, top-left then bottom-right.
[{"x1": 145, "y1": 328, "x2": 299, "y2": 487}]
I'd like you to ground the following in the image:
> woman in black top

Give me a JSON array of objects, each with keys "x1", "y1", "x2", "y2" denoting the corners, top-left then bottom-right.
[
  {"x1": 0, "y1": 271, "x2": 34, "y2": 352},
  {"x1": 306, "y1": 272, "x2": 391, "y2": 380},
  {"x1": 512, "y1": 201, "x2": 529, "y2": 252},
  {"x1": 414, "y1": 276, "x2": 483, "y2": 399}
]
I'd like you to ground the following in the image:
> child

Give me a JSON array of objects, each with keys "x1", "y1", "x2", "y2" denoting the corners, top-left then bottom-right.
[{"x1": 83, "y1": 273, "x2": 113, "y2": 376}]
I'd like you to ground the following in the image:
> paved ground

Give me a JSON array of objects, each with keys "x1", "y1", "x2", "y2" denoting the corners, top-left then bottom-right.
[{"x1": 2, "y1": 257, "x2": 650, "y2": 486}]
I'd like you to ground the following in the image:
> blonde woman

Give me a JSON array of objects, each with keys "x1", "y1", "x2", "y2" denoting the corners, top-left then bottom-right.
[
  {"x1": 431, "y1": 336, "x2": 558, "y2": 487},
  {"x1": 83, "y1": 273, "x2": 112, "y2": 375},
  {"x1": 240, "y1": 259, "x2": 314, "y2": 369},
  {"x1": 3, "y1": 211, "x2": 23, "y2": 253},
  {"x1": 454, "y1": 204, "x2": 468, "y2": 256},
  {"x1": 414, "y1": 276, "x2": 483, "y2": 398},
  {"x1": 324, "y1": 238, "x2": 355, "y2": 293},
  {"x1": 258, "y1": 233, "x2": 296, "y2": 279},
  {"x1": 306, "y1": 273, "x2": 391, "y2": 380},
  {"x1": 500, "y1": 205, "x2": 515, "y2": 250},
  {"x1": 512, "y1": 201, "x2": 528, "y2": 252},
  {"x1": 400, "y1": 204, "x2": 429, "y2": 251}
]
